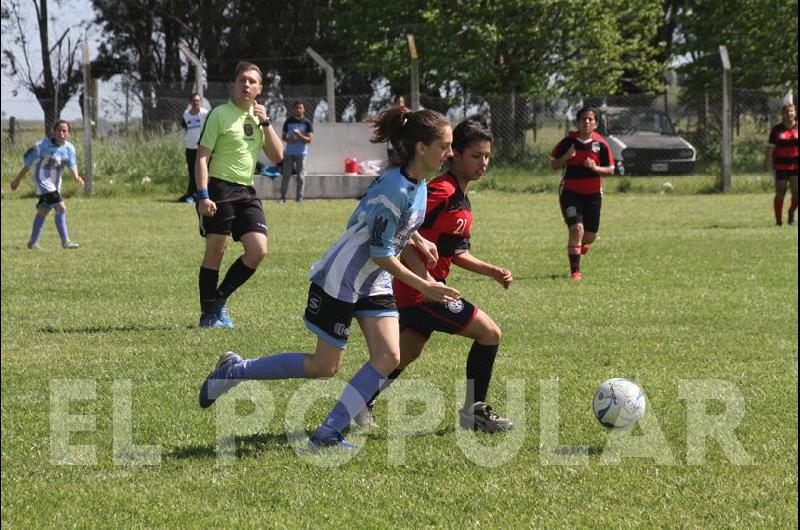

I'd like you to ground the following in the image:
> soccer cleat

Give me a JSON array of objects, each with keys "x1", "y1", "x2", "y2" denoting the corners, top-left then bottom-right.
[
  {"x1": 581, "y1": 243, "x2": 590, "y2": 255},
  {"x1": 184, "y1": 196, "x2": 196, "y2": 204},
  {"x1": 351, "y1": 404, "x2": 378, "y2": 428},
  {"x1": 789, "y1": 213, "x2": 796, "y2": 226},
  {"x1": 213, "y1": 298, "x2": 234, "y2": 329},
  {"x1": 27, "y1": 241, "x2": 40, "y2": 250},
  {"x1": 308, "y1": 432, "x2": 357, "y2": 451},
  {"x1": 198, "y1": 312, "x2": 224, "y2": 329},
  {"x1": 570, "y1": 271, "x2": 583, "y2": 281},
  {"x1": 62, "y1": 240, "x2": 80, "y2": 249},
  {"x1": 459, "y1": 402, "x2": 514, "y2": 433},
  {"x1": 198, "y1": 351, "x2": 243, "y2": 408}
]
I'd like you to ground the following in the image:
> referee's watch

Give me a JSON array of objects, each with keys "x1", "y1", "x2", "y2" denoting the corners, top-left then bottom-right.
[{"x1": 259, "y1": 116, "x2": 271, "y2": 128}]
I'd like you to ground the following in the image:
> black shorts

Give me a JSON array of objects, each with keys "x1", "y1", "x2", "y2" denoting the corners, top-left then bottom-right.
[
  {"x1": 198, "y1": 177, "x2": 267, "y2": 241},
  {"x1": 303, "y1": 282, "x2": 398, "y2": 349},
  {"x1": 36, "y1": 191, "x2": 63, "y2": 210},
  {"x1": 774, "y1": 169, "x2": 798, "y2": 181},
  {"x1": 399, "y1": 298, "x2": 478, "y2": 340},
  {"x1": 559, "y1": 189, "x2": 602, "y2": 233}
]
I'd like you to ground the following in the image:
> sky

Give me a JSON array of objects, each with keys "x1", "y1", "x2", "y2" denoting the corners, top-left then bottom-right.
[{"x1": 1, "y1": 0, "x2": 98, "y2": 121}]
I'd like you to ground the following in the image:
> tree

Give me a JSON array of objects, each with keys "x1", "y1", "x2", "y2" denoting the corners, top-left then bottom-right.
[{"x1": 1, "y1": 0, "x2": 84, "y2": 133}]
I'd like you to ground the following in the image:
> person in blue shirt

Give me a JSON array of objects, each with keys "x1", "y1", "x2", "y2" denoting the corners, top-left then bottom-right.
[
  {"x1": 10, "y1": 120, "x2": 84, "y2": 249},
  {"x1": 198, "y1": 106, "x2": 460, "y2": 449},
  {"x1": 280, "y1": 101, "x2": 314, "y2": 203}
]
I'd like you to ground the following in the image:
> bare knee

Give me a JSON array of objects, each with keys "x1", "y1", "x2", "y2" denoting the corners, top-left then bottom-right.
[
  {"x1": 244, "y1": 246, "x2": 267, "y2": 267},
  {"x1": 478, "y1": 322, "x2": 502, "y2": 346},
  {"x1": 370, "y1": 349, "x2": 400, "y2": 376},
  {"x1": 583, "y1": 232, "x2": 597, "y2": 244},
  {"x1": 306, "y1": 355, "x2": 343, "y2": 379}
]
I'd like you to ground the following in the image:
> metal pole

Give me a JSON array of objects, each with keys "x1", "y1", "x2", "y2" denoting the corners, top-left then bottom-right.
[
  {"x1": 306, "y1": 47, "x2": 335, "y2": 122},
  {"x1": 178, "y1": 44, "x2": 204, "y2": 101},
  {"x1": 719, "y1": 45, "x2": 732, "y2": 192},
  {"x1": 407, "y1": 34, "x2": 420, "y2": 111},
  {"x1": 81, "y1": 39, "x2": 93, "y2": 196}
]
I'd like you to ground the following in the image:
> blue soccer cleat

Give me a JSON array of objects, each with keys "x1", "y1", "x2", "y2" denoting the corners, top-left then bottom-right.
[
  {"x1": 199, "y1": 351, "x2": 243, "y2": 409},
  {"x1": 213, "y1": 298, "x2": 234, "y2": 329},
  {"x1": 308, "y1": 432, "x2": 358, "y2": 451}
]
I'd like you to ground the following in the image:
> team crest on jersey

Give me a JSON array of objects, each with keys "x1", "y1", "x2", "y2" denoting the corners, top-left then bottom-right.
[
  {"x1": 307, "y1": 292, "x2": 321, "y2": 314},
  {"x1": 591, "y1": 142, "x2": 600, "y2": 153},
  {"x1": 446, "y1": 299, "x2": 464, "y2": 313},
  {"x1": 243, "y1": 123, "x2": 253, "y2": 136}
]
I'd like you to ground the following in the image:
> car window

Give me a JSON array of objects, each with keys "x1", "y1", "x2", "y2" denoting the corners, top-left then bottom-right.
[{"x1": 602, "y1": 109, "x2": 676, "y2": 136}]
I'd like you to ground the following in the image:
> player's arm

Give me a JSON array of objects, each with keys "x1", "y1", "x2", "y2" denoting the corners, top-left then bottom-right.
[
  {"x1": 452, "y1": 251, "x2": 513, "y2": 288},
  {"x1": 194, "y1": 145, "x2": 217, "y2": 217},
  {"x1": 372, "y1": 255, "x2": 459, "y2": 303},
  {"x1": 261, "y1": 123, "x2": 284, "y2": 164},
  {"x1": 551, "y1": 141, "x2": 576, "y2": 170},
  {"x1": 408, "y1": 231, "x2": 439, "y2": 268},
  {"x1": 67, "y1": 166, "x2": 85, "y2": 187},
  {"x1": 398, "y1": 244, "x2": 435, "y2": 281},
  {"x1": 9, "y1": 165, "x2": 31, "y2": 190}
]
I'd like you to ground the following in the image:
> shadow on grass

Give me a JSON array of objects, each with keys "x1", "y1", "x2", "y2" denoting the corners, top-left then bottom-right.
[
  {"x1": 39, "y1": 324, "x2": 183, "y2": 334},
  {"x1": 166, "y1": 431, "x2": 293, "y2": 460}
]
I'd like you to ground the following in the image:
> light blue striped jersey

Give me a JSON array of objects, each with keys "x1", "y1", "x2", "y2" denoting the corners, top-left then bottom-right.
[
  {"x1": 309, "y1": 167, "x2": 427, "y2": 302},
  {"x1": 22, "y1": 138, "x2": 78, "y2": 195}
]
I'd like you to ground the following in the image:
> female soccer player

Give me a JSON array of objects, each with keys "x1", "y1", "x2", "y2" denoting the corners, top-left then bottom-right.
[
  {"x1": 765, "y1": 102, "x2": 798, "y2": 226},
  {"x1": 198, "y1": 106, "x2": 460, "y2": 449},
  {"x1": 195, "y1": 61, "x2": 284, "y2": 328},
  {"x1": 551, "y1": 106, "x2": 615, "y2": 280},
  {"x1": 355, "y1": 115, "x2": 515, "y2": 432},
  {"x1": 9, "y1": 120, "x2": 84, "y2": 249}
]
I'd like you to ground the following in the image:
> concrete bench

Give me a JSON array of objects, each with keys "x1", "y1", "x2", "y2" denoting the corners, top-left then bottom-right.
[{"x1": 256, "y1": 121, "x2": 387, "y2": 200}]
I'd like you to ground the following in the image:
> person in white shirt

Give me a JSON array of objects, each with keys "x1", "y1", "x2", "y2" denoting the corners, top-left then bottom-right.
[{"x1": 180, "y1": 93, "x2": 209, "y2": 203}]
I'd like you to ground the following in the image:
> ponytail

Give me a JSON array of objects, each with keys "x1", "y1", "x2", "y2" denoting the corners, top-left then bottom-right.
[{"x1": 371, "y1": 107, "x2": 449, "y2": 166}]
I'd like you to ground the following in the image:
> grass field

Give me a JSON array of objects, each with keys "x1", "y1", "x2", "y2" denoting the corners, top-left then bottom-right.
[{"x1": 1, "y1": 190, "x2": 798, "y2": 527}]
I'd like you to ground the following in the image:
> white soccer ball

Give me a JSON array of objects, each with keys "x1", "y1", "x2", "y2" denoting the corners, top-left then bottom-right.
[
  {"x1": 593, "y1": 378, "x2": 646, "y2": 430},
  {"x1": 661, "y1": 181, "x2": 674, "y2": 192}
]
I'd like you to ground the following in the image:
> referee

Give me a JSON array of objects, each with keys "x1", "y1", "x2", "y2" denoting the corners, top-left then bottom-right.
[{"x1": 194, "y1": 61, "x2": 283, "y2": 328}]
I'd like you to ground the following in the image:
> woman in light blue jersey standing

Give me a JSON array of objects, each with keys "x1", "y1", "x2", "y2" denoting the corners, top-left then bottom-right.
[
  {"x1": 198, "y1": 106, "x2": 460, "y2": 449},
  {"x1": 10, "y1": 120, "x2": 84, "y2": 249}
]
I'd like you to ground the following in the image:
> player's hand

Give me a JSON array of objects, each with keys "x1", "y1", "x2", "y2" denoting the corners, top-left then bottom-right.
[
  {"x1": 75, "y1": 175, "x2": 85, "y2": 188},
  {"x1": 420, "y1": 281, "x2": 460, "y2": 304},
  {"x1": 493, "y1": 267, "x2": 513, "y2": 289},
  {"x1": 253, "y1": 103, "x2": 267, "y2": 124},
  {"x1": 564, "y1": 146, "x2": 577, "y2": 160},
  {"x1": 583, "y1": 157, "x2": 597, "y2": 170},
  {"x1": 10, "y1": 179, "x2": 20, "y2": 191},
  {"x1": 415, "y1": 236, "x2": 439, "y2": 269},
  {"x1": 198, "y1": 198, "x2": 217, "y2": 217}
]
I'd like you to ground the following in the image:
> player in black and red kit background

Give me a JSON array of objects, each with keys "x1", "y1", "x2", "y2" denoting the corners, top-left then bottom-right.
[
  {"x1": 765, "y1": 102, "x2": 798, "y2": 226},
  {"x1": 551, "y1": 106, "x2": 615, "y2": 280},
  {"x1": 355, "y1": 116, "x2": 515, "y2": 433}
]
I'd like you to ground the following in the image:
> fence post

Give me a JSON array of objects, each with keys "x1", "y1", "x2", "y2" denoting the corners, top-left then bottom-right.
[
  {"x1": 9, "y1": 116, "x2": 16, "y2": 143},
  {"x1": 306, "y1": 47, "x2": 336, "y2": 122},
  {"x1": 178, "y1": 44, "x2": 204, "y2": 102},
  {"x1": 719, "y1": 45, "x2": 732, "y2": 192},
  {"x1": 81, "y1": 39, "x2": 93, "y2": 196},
  {"x1": 407, "y1": 34, "x2": 420, "y2": 111}
]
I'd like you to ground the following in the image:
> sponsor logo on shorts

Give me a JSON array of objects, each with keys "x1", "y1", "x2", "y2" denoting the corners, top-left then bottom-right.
[
  {"x1": 307, "y1": 293, "x2": 321, "y2": 315},
  {"x1": 333, "y1": 323, "x2": 350, "y2": 338},
  {"x1": 446, "y1": 299, "x2": 464, "y2": 314},
  {"x1": 565, "y1": 206, "x2": 578, "y2": 218}
]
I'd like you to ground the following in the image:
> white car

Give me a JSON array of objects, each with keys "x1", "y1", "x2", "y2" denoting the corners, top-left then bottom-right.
[{"x1": 598, "y1": 106, "x2": 696, "y2": 175}]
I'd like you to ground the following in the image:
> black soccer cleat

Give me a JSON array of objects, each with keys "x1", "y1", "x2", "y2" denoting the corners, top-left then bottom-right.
[{"x1": 459, "y1": 402, "x2": 514, "y2": 433}]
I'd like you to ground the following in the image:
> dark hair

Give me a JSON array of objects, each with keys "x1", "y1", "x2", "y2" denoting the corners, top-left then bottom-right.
[
  {"x1": 293, "y1": 100, "x2": 304, "y2": 108},
  {"x1": 233, "y1": 61, "x2": 262, "y2": 83},
  {"x1": 53, "y1": 120, "x2": 71, "y2": 132},
  {"x1": 452, "y1": 114, "x2": 492, "y2": 153},
  {"x1": 577, "y1": 105, "x2": 598, "y2": 121},
  {"x1": 189, "y1": 93, "x2": 201, "y2": 101},
  {"x1": 371, "y1": 107, "x2": 449, "y2": 166}
]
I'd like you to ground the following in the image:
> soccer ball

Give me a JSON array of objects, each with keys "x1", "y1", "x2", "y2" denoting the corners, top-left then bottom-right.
[{"x1": 593, "y1": 378, "x2": 646, "y2": 430}]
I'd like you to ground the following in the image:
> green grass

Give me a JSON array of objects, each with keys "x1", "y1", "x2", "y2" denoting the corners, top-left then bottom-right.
[{"x1": 1, "y1": 191, "x2": 798, "y2": 527}]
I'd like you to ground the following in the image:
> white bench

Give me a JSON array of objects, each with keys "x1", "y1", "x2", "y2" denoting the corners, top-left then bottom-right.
[{"x1": 255, "y1": 121, "x2": 387, "y2": 200}]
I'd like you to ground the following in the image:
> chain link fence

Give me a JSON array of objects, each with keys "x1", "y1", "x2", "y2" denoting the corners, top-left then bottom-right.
[{"x1": 3, "y1": 75, "x2": 794, "y2": 175}]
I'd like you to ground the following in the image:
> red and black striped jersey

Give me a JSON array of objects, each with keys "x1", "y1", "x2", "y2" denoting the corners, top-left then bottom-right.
[
  {"x1": 393, "y1": 172, "x2": 472, "y2": 308},
  {"x1": 768, "y1": 123, "x2": 799, "y2": 171},
  {"x1": 552, "y1": 131, "x2": 613, "y2": 194}
]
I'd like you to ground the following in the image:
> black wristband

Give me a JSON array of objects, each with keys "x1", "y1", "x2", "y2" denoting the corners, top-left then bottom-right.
[{"x1": 260, "y1": 117, "x2": 271, "y2": 127}]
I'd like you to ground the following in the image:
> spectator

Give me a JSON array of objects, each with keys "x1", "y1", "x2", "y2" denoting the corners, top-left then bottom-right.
[
  {"x1": 179, "y1": 93, "x2": 209, "y2": 203},
  {"x1": 280, "y1": 101, "x2": 313, "y2": 203}
]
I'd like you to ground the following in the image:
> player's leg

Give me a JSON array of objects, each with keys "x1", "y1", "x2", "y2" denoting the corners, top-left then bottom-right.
[
  {"x1": 580, "y1": 192, "x2": 602, "y2": 258},
  {"x1": 311, "y1": 300, "x2": 400, "y2": 447},
  {"x1": 456, "y1": 309, "x2": 513, "y2": 432},
  {"x1": 52, "y1": 200, "x2": 78, "y2": 249},
  {"x1": 774, "y1": 175, "x2": 789, "y2": 226},
  {"x1": 788, "y1": 174, "x2": 798, "y2": 225},
  {"x1": 213, "y1": 200, "x2": 269, "y2": 327},
  {"x1": 27, "y1": 204, "x2": 50, "y2": 249},
  {"x1": 561, "y1": 189, "x2": 584, "y2": 279},
  {"x1": 199, "y1": 233, "x2": 229, "y2": 327},
  {"x1": 184, "y1": 148, "x2": 198, "y2": 202},
  {"x1": 295, "y1": 155, "x2": 306, "y2": 202},
  {"x1": 279, "y1": 155, "x2": 294, "y2": 202}
]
